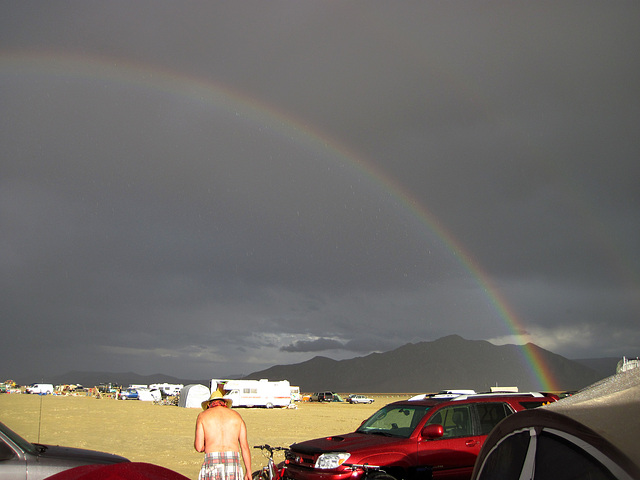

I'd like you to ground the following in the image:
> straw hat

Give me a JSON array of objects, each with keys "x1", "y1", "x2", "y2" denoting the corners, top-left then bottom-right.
[{"x1": 201, "y1": 389, "x2": 233, "y2": 410}]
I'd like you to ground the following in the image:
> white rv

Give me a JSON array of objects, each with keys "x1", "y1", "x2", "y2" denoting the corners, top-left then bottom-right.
[
  {"x1": 149, "y1": 383, "x2": 184, "y2": 397},
  {"x1": 213, "y1": 379, "x2": 292, "y2": 408}
]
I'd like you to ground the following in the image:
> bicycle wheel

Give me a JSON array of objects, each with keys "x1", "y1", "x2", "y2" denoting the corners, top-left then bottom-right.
[{"x1": 252, "y1": 470, "x2": 268, "y2": 480}]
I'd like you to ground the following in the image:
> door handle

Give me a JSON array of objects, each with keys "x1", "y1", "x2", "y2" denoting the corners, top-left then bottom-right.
[{"x1": 465, "y1": 440, "x2": 478, "y2": 447}]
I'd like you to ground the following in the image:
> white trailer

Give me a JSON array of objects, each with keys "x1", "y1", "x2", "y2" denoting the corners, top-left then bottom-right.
[
  {"x1": 212, "y1": 379, "x2": 292, "y2": 408},
  {"x1": 149, "y1": 383, "x2": 184, "y2": 396}
]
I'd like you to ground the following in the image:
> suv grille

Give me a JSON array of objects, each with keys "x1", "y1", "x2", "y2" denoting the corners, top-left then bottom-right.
[{"x1": 289, "y1": 451, "x2": 317, "y2": 468}]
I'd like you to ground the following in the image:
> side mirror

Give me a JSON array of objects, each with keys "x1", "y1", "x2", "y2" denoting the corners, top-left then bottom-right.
[{"x1": 422, "y1": 424, "x2": 444, "y2": 439}]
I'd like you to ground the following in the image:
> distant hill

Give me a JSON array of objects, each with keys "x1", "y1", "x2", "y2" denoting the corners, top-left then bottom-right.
[
  {"x1": 244, "y1": 335, "x2": 604, "y2": 393},
  {"x1": 40, "y1": 336, "x2": 612, "y2": 393}
]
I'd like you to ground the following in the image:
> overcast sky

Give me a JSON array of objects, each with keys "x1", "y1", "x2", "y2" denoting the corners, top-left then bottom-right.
[{"x1": 2, "y1": 2, "x2": 639, "y2": 384}]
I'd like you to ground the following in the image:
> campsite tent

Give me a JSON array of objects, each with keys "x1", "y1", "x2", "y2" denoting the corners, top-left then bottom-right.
[
  {"x1": 136, "y1": 388, "x2": 161, "y2": 402},
  {"x1": 178, "y1": 384, "x2": 210, "y2": 408},
  {"x1": 471, "y1": 368, "x2": 640, "y2": 480}
]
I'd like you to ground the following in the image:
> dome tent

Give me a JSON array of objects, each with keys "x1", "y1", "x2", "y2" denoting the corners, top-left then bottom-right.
[
  {"x1": 177, "y1": 384, "x2": 210, "y2": 408},
  {"x1": 471, "y1": 368, "x2": 640, "y2": 480}
]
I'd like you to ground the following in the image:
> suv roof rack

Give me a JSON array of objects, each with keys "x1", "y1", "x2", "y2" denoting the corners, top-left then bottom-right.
[{"x1": 451, "y1": 391, "x2": 548, "y2": 401}]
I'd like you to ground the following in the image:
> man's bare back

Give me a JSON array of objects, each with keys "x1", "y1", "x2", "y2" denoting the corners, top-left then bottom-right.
[{"x1": 195, "y1": 404, "x2": 245, "y2": 452}]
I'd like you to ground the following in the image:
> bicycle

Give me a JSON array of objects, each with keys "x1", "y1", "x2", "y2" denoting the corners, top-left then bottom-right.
[
  {"x1": 252, "y1": 444, "x2": 290, "y2": 480},
  {"x1": 343, "y1": 463, "x2": 395, "y2": 480}
]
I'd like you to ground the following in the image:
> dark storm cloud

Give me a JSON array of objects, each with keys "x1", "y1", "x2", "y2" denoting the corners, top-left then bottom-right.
[
  {"x1": 281, "y1": 339, "x2": 346, "y2": 353},
  {"x1": 1, "y1": 2, "x2": 638, "y2": 383},
  {"x1": 280, "y1": 336, "x2": 397, "y2": 354}
]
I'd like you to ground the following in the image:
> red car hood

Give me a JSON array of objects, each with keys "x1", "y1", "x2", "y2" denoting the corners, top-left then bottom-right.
[{"x1": 291, "y1": 432, "x2": 409, "y2": 456}]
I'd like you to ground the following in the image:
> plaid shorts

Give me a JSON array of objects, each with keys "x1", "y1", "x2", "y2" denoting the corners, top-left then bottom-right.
[{"x1": 199, "y1": 451, "x2": 243, "y2": 480}]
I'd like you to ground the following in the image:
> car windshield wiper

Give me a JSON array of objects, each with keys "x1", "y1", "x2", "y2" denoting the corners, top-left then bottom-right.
[{"x1": 364, "y1": 430, "x2": 395, "y2": 437}]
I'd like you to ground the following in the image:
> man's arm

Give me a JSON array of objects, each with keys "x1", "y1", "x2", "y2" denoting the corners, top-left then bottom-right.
[
  {"x1": 238, "y1": 419, "x2": 252, "y2": 480},
  {"x1": 194, "y1": 415, "x2": 205, "y2": 452}
]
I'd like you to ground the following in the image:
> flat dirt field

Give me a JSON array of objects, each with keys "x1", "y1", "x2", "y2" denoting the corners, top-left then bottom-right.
[{"x1": 0, "y1": 393, "x2": 411, "y2": 479}]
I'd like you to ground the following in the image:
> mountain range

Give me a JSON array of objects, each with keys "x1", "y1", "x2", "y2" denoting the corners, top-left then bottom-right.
[
  {"x1": 40, "y1": 335, "x2": 617, "y2": 393},
  {"x1": 245, "y1": 335, "x2": 610, "y2": 392}
]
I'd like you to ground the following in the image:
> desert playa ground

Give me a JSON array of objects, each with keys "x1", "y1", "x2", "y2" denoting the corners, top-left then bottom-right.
[{"x1": 1, "y1": 393, "x2": 409, "y2": 479}]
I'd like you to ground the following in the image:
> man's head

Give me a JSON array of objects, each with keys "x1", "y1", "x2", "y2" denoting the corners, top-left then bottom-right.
[
  {"x1": 208, "y1": 398, "x2": 227, "y2": 408},
  {"x1": 201, "y1": 389, "x2": 233, "y2": 410}
]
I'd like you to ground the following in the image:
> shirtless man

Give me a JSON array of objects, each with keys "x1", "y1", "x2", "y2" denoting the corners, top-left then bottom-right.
[{"x1": 194, "y1": 391, "x2": 252, "y2": 480}]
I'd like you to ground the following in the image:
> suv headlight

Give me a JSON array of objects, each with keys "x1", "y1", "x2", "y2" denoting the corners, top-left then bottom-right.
[{"x1": 315, "y1": 452, "x2": 351, "y2": 469}]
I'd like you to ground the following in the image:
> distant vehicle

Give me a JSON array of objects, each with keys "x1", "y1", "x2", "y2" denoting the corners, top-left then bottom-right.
[
  {"x1": 0, "y1": 421, "x2": 129, "y2": 479},
  {"x1": 285, "y1": 392, "x2": 558, "y2": 480},
  {"x1": 96, "y1": 383, "x2": 120, "y2": 394},
  {"x1": 310, "y1": 391, "x2": 340, "y2": 402},
  {"x1": 149, "y1": 383, "x2": 183, "y2": 397},
  {"x1": 25, "y1": 384, "x2": 54, "y2": 395},
  {"x1": 118, "y1": 388, "x2": 139, "y2": 400},
  {"x1": 214, "y1": 379, "x2": 292, "y2": 408},
  {"x1": 347, "y1": 395, "x2": 374, "y2": 404},
  {"x1": 290, "y1": 385, "x2": 301, "y2": 402}
]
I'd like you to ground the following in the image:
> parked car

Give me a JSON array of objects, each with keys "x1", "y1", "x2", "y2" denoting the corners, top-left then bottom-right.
[
  {"x1": 118, "y1": 388, "x2": 139, "y2": 400},
  {"x1": 347, "y1": 395, "x2": 374, "y2": 404},
  {"x1": 285, "y1": 392, "x2": 558, "y2": 480},
  {"x1": 25, "y1": 383, "x2": 54, "y2": 395},
  {"x1": 311, "y1": 391, "x2": 339, "y2": 402},
  {"x1": 0, "y1": 421, "x2": 129, "y2": 479}
]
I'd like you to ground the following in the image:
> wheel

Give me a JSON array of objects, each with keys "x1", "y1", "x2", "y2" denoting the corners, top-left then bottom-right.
[
  {"x1": 252, "y1": 470, "x2": 268, "y2": 480},
  {"x1": 266, "y1": 402, "x2": 274, "y2": 409},
  {"x1": 366, "y1": 473, "x2": 396, "y2": 480}
]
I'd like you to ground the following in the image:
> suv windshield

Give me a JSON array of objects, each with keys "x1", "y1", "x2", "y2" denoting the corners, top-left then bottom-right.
[{"x1": 357, "y1": 404, "x2": 431, "y2": 438}]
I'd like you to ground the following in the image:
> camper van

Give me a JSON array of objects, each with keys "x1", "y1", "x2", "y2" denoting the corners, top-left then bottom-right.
[
  {"x1": 26, "y1": 383, "x2": 54, "y2": 395},
  {"x1": 213, "y1": 379, "x2": 292, "y2": 408},
  {"x1": 149, "y1": 383, "x2": 184, "y2": 397},
  {"x1": 290, "y1": 385, "x2": 301, "y2": 402}
]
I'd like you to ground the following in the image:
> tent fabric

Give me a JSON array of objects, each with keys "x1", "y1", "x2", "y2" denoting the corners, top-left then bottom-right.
[
  {"x1": 471, "y1": 368, "x2": 640, "y2": 480},
  {"x1": 543, "y1": 367, "x2": 640, "y2": 462},
  {"x1": 178, "y1": 383, "x2": 210, "y2": 408},
  {"x1": 45, "y1": 462, "x2": 190, "y2": 479}
]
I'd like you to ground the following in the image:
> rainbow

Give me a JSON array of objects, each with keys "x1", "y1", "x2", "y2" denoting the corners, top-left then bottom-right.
[{"x1": 1, "y1": 49, "x2": 559, "y2": 391}]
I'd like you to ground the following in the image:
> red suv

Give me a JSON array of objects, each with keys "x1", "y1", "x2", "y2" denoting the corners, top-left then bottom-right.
[{"x1": 284, "y1": 392, "x2": 557, "y2": 480}]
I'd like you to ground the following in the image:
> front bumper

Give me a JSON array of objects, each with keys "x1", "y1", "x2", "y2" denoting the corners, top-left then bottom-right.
[{"x1": 285, "y1": 465, "x2": 362, "y2": 480}]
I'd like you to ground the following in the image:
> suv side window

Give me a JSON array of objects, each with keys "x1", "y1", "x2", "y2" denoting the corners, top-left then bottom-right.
[
  {"x1": 426, "y1": 405, "x2": 472, "y2": 438},
  {"x1": 475, "y1": 402, "x2": 512, "y2": 435}
]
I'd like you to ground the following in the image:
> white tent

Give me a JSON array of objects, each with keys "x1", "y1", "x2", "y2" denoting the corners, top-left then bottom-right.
[
  {"x1": 472, "y1": 368, "x2": 640, "y2": 480},
  {"x1": 178, "y1": 384, "x2": 210, "y2": 408},
  {"x1": 137, "y1": 388, "x2": 161, "y2": 402}
]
